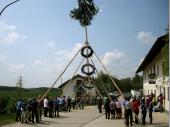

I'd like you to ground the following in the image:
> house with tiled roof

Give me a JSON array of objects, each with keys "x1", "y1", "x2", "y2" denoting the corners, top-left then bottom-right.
[
  {"x1": 136, "y1": 34, "x2": 169, "y2": 111},
  {"x1": 58, "y1": 74, "x2": 85, "y2": 97}
]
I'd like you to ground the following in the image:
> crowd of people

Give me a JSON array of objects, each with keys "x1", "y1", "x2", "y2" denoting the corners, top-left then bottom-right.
[
  {"x1": 15, "y1": 92, "x2": 165, "y2": 126},
  {"x1": 96, "y1": 93, "x2": 165, "y2": 126},
  {"x1": 15, "y1": 95, "x2": 89, "y2": 124}
]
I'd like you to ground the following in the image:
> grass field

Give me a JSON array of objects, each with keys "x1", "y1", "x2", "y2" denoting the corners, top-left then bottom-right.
[
  {"x1": 0, "y1": 88, "x2": 61, "y2": 99},
  {"x1": 0, "y1": 87, "x2": 61, "y2": 126},
  {"x1": 0, "y1": 113, "x2": 16, "y2": 127}
]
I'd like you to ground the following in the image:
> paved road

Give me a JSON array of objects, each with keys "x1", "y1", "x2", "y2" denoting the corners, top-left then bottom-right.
[
  {"x1": 2, "y1": 106, "x2": 169, "y2": 127},
  {"x1": 2, "y1": 106, "x2": 102, "y2": 127},
  {"x1": 83, "y1": 112, "x2": 169, "y2": 127}
]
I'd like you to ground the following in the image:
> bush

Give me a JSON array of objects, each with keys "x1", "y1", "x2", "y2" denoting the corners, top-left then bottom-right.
[
  {"x1": 0, "y1": 96, "x2": 10, "y2": 114},
  {"x1": 7, "y1": 97, "x2": 18, "y2": 113}
]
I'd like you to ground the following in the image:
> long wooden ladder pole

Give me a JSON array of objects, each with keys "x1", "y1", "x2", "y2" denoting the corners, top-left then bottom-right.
[
  {"x1": 93, "y1": 52, "x2": 124, "y2": 98},
  {"x1": 90, "y1": 59, "x2": 110, "y2": 99},
  {"x1": 75, "y1": 91, "x2": 88, "y2": 109},
  {"x1": 61, "y1": 58, "x2": 85, "y2": 96},
  {"x1": 39, "y1": 42, "x2": 86, "y2": 102},
  {"x1": 90, "y1": 78, "x2": 103, "y2": 98}
]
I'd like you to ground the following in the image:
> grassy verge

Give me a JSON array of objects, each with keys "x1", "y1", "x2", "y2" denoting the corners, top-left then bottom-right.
[{"x1": 0, "y1": 113, "x2": 15, "y2": 127}]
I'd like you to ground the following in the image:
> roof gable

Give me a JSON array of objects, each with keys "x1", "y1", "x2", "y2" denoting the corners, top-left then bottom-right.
[
  {"x1": 58, "y1": 74, "x2": 84, "y2": 88},
  {"x1": 136, "y1": 34, "x2": 168, "y2": 73}
]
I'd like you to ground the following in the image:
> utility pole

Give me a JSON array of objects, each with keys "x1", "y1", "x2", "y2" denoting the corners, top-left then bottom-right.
[{"x1": 16, "y1": 74, "x2": 23, "y2": 98}]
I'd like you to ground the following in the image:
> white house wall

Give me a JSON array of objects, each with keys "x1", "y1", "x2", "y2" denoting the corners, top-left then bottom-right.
[
  {"x1": 63, "y1": 77, "x2": 84, "y2": 98},
  {"x1": 143, "y1": 51, "x2": 169, "y2": 111}
]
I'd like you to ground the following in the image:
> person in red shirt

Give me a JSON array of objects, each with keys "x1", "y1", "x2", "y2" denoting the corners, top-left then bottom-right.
[
  {"x1": 132, "y1": 97, "x2": 140, "y2": 124},
  {"x1": 157, "y1": 93, "x2": 165, "y2": 112}
]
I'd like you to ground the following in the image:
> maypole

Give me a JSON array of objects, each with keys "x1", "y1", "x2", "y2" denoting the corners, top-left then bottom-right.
[{"x1": 70, "y1": 0, "x2": 99, "y2": 98}]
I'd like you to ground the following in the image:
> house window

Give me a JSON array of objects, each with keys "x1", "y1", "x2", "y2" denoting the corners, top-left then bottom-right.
[
  {"x1": 148, "y1": 90, "x2": 149, "y2": 95},
  {"x1": 167, "y1": 87, "x2": 169, "y2": 100},
  {"x1": 157, "y1": 65, "x2": 159, "y2": 75},
  {"x1": 151, "y1": 90, "x2": 153, "y2": 94}
]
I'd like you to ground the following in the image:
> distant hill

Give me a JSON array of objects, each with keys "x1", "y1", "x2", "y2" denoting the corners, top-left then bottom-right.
[{"x1": 0, "y1": 86, "x2": 59, "y2": 92}]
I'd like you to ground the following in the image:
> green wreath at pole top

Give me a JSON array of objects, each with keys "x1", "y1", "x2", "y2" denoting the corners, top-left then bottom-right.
[
  {"x1": 81, "y1": 64, "x2": 95, "y2": 76},
  {"x1": 70, "y1": 0, "x2": 99, "y2": 27},
  {"x1": 81, "y1": 45, "x2": 94, "y2": 58}
]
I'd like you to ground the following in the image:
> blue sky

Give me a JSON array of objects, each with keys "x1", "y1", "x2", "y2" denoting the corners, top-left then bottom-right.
[{"x1": 0, "y1": 0, "x2": 168, "y2": 88}]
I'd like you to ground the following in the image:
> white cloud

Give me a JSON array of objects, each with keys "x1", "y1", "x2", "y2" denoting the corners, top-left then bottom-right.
[
  {"x1": 65, "y1": 43, "x2": 82, "y2": 60},
  {"x1": 102, "y1": 49, "x2": 128, "y2": 67},
  {"x1": 54, "y1": 50, "x2": 68, "y2": 56},
  {"x1": 41, "y1": 43, "x2": 83, "y2": 73},
  {"x1": 0, "y1": 53, "x2": 6, "y2": 63},
  {"x1": 46, "y1": 41, "x2": 56, "y2": 47},
  {"x1": 0, "y1": 21, "x2": 27, "y2": 44},
  {"x1": 137, "y1": 31, "x2": 156, "y2": 44},
  {"x1": 55, "y1": 42, "x2": 82, "y2": 60},
  {"x1": 0, "y1": 21, "x2": 16, "y2": 32},
  {"x1": 33, "y1": 59, "x2": 43, "y2": 65},
  {"x1": 3, "y1": 32, "x2": 20, "y2": 44},
  {"x1": 7, "y1": 63, "x2": 25, "y2": 72},
  {"x1": 41, "y1": 63, "x2": 62, "y2": 73}
]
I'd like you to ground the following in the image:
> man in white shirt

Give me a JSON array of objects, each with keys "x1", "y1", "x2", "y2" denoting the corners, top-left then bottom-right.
[{"x1": 43, "y1": 97, "x2": 48, "y2": 117}]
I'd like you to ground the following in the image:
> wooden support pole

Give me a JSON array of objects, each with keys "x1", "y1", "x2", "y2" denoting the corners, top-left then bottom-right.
[
  {"x1": 61, "y1": 58, "x2": 85, "y2": 96},
  {"x1": 90, "y1": 59, "x2": 110, "y2": 99},
  {"x1": 39, "y1": 42, "x2": 86, "y2": 102},
  {"x1": 93, "y1": 51, "x2": 124, "y2": 98},
  {"x1": 91, "y1": 79, "x2": 103, "y2": 98}
]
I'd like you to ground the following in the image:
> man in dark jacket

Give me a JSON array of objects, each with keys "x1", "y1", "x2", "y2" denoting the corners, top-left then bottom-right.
[
  {"x1": 67, "y1": 96, "x2": 72, "y2": 112},
  {"x1": 97, "y1": 97, "x2": 103, "y2": 113},
  {"x1": 48, "y1": 97, "x2": 54, "y2": 118},
  {"x1": 104, "y1": 98, "x2": 111, "y2": 119},
  {"x1": 31, "y1": 98, "x2": 39, "y2": 123}
]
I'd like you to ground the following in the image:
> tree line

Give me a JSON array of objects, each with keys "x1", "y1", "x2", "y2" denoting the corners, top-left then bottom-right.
[{"x1": 94, "y1": 71, "x2": 143, "y2": 96}]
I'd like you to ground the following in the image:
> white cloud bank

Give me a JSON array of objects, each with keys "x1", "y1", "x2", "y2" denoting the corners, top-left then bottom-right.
[
  {"x1": 33, "y1": 59, "x2": 47, "y2": 65},
  {"x1": 137, "y1": 31, "x2": 156, "y2": 44},
  {"x1": 102, "y1": 49, "x2": 129, "y2": 67},
  {"x1": 54, "y1": 43, "x2": 82, "y2": 60},
  {"x1": 0, "y1": 21, "x2": 27, "y2": 44}
]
